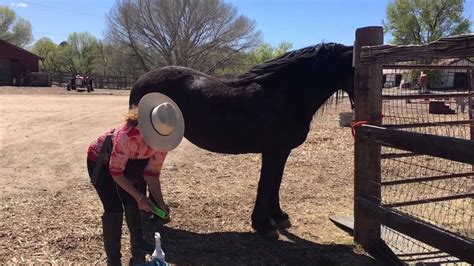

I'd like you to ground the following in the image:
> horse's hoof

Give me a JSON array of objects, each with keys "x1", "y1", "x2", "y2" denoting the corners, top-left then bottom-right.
[
  {"x1": 252, "y1": 221, "x2": 279, "y2": 240},
  {"x1": 271, "y1": 212, "x2": 292, "y2": 229},
  {"x1": 275, "y1": 218, "x2": 292, "y2": 229},
  {"x1": 256, "y1": 228, "x2": 279, "y2": 240}
]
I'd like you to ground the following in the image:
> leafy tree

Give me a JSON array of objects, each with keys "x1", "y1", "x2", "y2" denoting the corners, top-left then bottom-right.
[
  {"x1": 32, "y1": 37, "x2": 59, "y2": 71},
  {"x1": 106, "y1": 0, "x2": 261, "y2": 74},
  {"x1": 247, "y1": 41, "x2": 293, "y2": 65},
  {"x1": 59, "y1": 32, "x2": 100, "y2": 74},
  {"x1": 215, "y1": 41, "x2": 293, "y2": 77},
  {"x1": 0, "y1": 6, "x2": 33, "y2": 47},
  {"x1": 384, "y1": 0, "x2": 471, "y2": 45}
]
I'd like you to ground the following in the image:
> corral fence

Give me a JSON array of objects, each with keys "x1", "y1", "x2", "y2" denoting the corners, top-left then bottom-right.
[
  {"x1": 47, "y1": 71, "x2": 139, "y2": 90},
  {"x1": 333, "y1": 26, "x2": 473, "y2": 265}
]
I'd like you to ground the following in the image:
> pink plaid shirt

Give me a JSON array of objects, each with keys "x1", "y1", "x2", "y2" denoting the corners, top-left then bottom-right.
[{"x1": 88, "y1": 123, "x2": 167, "y2": 178}]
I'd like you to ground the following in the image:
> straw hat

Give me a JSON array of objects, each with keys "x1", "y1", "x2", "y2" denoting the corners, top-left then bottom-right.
[{"x1": 138, "y1": 93, "x2": 185, "y2": 152}]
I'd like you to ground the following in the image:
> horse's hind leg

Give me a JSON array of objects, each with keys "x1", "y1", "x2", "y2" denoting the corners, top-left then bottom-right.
[{"x1": 251, "y1": 150, "x2": 290, "y2": 239}]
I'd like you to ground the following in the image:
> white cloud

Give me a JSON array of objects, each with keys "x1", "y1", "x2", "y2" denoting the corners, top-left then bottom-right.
[{"x1": 10, "y1": 2, "x2": 29, "y2": 8}]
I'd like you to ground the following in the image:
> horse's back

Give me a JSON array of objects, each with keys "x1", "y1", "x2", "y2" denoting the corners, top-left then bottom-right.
[{"x1": 129, "y1": 66, "x2": 310, "y2": 154}]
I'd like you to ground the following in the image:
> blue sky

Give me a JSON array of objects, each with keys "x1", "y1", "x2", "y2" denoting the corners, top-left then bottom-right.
[{"x1": 5, "y1": 0, "x2": 474, "y2": 49}]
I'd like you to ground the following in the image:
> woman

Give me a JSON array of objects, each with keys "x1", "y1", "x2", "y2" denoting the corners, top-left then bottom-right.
[{"x1": 86, "y1": 93, "x2": 184, "y2": 265}]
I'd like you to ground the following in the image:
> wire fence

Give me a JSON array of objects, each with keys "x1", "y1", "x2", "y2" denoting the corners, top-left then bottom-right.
[
  {"x1": 382, "y1": 226, "x2": 465, "y2": 264},
  {"x1": 48, "y1": 71, "x2": 139, "y2": 90},
  {"x1": 378, "y1": 61, "x2": 473, "y2": 264}
]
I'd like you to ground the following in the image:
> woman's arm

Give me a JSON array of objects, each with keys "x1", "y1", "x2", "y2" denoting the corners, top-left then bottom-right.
[
  {"x1": 112, "y1": 174, "x2": 154, "y2": 212},
  {"x1": 144, "y1": 152, "x2": 168, "y2": 211},
  {"x1": 145, "y1": 174, "x2": 166, "y2": 207}
]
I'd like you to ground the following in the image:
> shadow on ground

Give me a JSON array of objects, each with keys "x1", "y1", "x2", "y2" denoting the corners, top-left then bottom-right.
[{"x1": 157, "y1": 226, "x2": 381, "y2": 265}]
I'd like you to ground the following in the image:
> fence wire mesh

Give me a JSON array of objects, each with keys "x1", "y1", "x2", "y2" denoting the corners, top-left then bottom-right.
[
  {"x1": 382, "y1": 226, "x2": 466, "y2": 265},
  {"x1": 378, "y1": 60, "x2": 473, "y2": 264}
]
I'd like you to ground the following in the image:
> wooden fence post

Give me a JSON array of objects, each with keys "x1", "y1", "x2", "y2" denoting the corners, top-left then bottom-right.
[
  {"x1": 353, "y1": 26, "x2": 384, "y2": 252},
  {"x1": 98, "y1": 76, "x2": 103, "y2": 89},
  {"x1": 469, "y1": 68, "x2": 473, "y2": 171}
]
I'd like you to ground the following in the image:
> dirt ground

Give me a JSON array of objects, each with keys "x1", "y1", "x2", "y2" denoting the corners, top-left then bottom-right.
[{"x1": 0, "y1": 86, "x2": 378, "y2": 265}]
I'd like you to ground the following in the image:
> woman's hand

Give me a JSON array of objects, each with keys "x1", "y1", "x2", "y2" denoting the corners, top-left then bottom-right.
[
  {"x1": 158, "y1": 203, "x2": 171, "y2": 223},
  {"x1": 137, "y1": 195, "x2": 156, "y2": 213},
  {"x1": 159, "y1": 203, "x2": 170, "y2": 214}
]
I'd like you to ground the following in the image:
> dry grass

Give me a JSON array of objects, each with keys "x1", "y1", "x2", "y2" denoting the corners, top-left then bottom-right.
[{"x1": 0, "y1": 86, "x2": 377, "y2": 265}]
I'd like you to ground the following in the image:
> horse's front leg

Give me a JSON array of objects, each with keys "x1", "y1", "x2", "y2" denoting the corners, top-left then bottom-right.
[
  {"x1": 251, "y1": 150, "x2": 290, "y2": 239},
  {"x1": 268, "y1": 150, "x2": 291, "y2": 229}
]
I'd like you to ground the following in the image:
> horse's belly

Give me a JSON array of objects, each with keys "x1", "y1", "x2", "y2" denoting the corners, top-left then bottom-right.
[
  {"x1": 182, "y1": 120, "x2": 308, "y2": 154},
  {"x1": 184, "y1": 129, "x2": 263, "y2": 154}
]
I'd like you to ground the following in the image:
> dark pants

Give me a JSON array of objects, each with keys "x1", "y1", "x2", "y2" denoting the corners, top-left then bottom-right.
[
  {"x1": 87, "y1": 158, "x2": 153, "y2": 264},
  {"x1": 87, "y1": 158, "x2": 149, "y2": 212}
]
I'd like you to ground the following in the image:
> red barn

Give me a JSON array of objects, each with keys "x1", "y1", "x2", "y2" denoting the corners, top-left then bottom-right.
[{"x1": 0, "y1": 39, "x2": 40, "y2": 86}]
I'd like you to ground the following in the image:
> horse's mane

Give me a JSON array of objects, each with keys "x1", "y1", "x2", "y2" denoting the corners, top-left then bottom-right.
[{"x1": 236, "y1": 42, "x2": 339, "y2": 84}]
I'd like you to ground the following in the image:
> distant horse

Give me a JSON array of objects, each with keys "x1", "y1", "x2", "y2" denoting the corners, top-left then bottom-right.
[{"x1": 129, "y1": 43, "x2": 355, "y2": 239}]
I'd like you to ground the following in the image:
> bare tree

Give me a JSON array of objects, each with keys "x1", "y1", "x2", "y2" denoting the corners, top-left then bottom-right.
[
  {"x1": 95, "y1": 42, "x2": 146, "y2": 77},
  {"x1": 106, "y1": 0, "x2": 261, "y2": 74}
]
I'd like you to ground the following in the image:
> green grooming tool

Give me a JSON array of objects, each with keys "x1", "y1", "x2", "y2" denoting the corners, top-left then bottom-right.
[{"x1": 152, "y1": 206, "x2": 168, "y2": 219}]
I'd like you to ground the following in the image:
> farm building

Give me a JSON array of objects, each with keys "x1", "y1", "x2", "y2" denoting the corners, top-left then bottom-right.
[
  {"x1": 431, "y1": 58, "x2": 473, "y2": 89},
  {"x1": 0, "y1": 39, "x2": 40, "y2": 86},
  {"x1": 383, "y1": 68, "x2": 411, "y2": 88},
  {"x1": 382, "y1": 58, "x2": 473, "y2": 90}
]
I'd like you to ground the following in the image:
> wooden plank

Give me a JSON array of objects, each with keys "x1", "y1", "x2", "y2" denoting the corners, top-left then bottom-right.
[
  {"x1": 381, "y1": 152, "x2": 418, "y2": 159},
  {"x1": 359, "y1": 125, "x2": 474, "y2": 165},
  {"x1": 329, "y1": 216, "x2": 354, "y2": 236},
  {"x1": 382, "y1": 92, "x2": 473, "y2": 100},
  {"x1": 358, "y1": 197, "x2": 474, "y2": 263},
  {"x1": 353, "y1": 26, "x2": 384, "y2": 251},
  {"x1": 384, "y1": 120, "x2": 472, "y2": 129},
  {"x1": 381, "y1": 172, "x2": 474, "y2": 186},
  {"x1": 383, "y1": 64, "x2": 472, "y2": 70},
  {"x1": 361, "y1": 34, "x2": 474, "y2": 64}
]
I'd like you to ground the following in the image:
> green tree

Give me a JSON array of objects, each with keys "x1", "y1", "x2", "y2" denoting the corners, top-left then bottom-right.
[
  {"x1": 0, "y1": 6, "x2": 33, "y2": 47},
  {"x1": 59, "y1": 32, "x2": 100, "y2": 74},
  {"x1": 215, "y1": 41, "x2": 293, "y2": 77},
  {"x1": 384, "y1": 0, "x2": 471, "y2": 45},
  {"x1": 32, "y1": 37, "x2": 58, "y2": 71},
  {"x1": 247, "y1": 41, "x2": 293, "y2": 65}
]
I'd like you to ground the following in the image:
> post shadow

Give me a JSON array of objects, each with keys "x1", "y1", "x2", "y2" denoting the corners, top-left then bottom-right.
[{"x1": 152, "y1": 226, "x2": 381, "y2": 265}]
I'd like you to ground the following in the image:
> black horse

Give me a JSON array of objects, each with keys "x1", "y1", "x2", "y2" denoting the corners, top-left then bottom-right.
[{"x1": 129, "y1": 43, "x2": 355, "y2": 238}]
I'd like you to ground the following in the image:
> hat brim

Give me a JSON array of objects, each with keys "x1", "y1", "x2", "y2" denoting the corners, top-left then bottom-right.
[{"x1": 138, "y1": 93, "x2": 185, "y2": 152}]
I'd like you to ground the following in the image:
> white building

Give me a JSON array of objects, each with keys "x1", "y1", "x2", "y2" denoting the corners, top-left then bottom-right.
[
  {"x1": 431, "y1": 58, "x2": 473, "y2": 90},
  {"x1": 382, "y1": 58, "x2": 473, "y2": 90}
]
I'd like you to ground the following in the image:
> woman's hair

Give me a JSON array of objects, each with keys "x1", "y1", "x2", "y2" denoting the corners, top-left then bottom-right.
[{"x1": 124, "y1": 105, "x2": 139, "y2": 127}]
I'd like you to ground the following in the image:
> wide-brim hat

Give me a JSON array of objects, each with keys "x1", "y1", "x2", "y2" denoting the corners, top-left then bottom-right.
[{"x1": 138, "y1": 92, "x2": 185, "y2": 152}]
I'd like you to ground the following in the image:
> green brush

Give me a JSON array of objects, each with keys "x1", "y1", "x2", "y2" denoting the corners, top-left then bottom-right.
[{"x1": 152, "y1": 206, "x2": 168, "y2": 219}]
